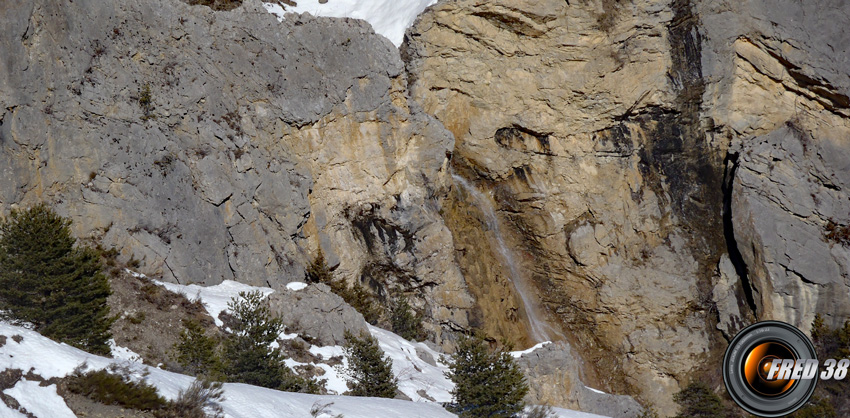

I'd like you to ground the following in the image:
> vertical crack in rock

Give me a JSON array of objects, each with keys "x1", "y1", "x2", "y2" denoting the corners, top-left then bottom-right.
[{"x1": 722, "y1": 151, "x2": 757, "y2": 316}]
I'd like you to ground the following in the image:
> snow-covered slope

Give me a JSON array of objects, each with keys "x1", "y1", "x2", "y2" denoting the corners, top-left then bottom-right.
[
  {"x1": 0, "y1": 275, "x2": 610, "y2": 418},
  {"x1": 149, "y1": 278, "x2": 611, "y2": 418},
  {"x1": 0, "y1": 321, "x2": 612, "y2": 417},
  {"x1": 157, "y1": 277, "x2": 455, "y2": 401},
  {"x1": 150, "y1": 274, "x2": 273, "y2": 327},
  {"x1": 0, "y1": 322, "x2": 455, "y2": 418},
  {"x1": 263, "y1": 0, "x2": 437, "y2": 46}
]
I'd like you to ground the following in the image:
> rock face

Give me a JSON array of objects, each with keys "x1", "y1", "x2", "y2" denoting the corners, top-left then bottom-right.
[
  {"x1": 269, "y1": 284, "x2": 368, "y2": 346},
  {"x1": 732, "y1": 125, "x2": 850, "y2": 332},
  {"x1": 0, "y1": 0, "x2": 472, "y2": 345},
  {"x1": 2, "y1": 0, "x2": 850, "y2": 414},
  {"x1": 699, "y1": 0, "x2": 850, "y2": 335},
  {"x1": 404, "y1": 0, "x2": 721, "y2": 412},
  {"x1": 404, "y1": 0, "x2": 850, "y2": 413},
  {"x1": 516, "y1": 342, "x2": 643, "y2": 418}
]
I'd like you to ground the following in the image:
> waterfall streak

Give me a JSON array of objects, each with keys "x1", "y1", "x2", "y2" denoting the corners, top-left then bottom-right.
[{"x1": 452, "y1": 174, "x2": 559, "y2": 343}]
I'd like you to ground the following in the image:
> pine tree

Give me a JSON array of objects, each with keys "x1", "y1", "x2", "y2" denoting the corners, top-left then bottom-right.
[
  {"x1": 0, "y1": 203, "x2": 113, "y2": 355},
  {"x1": 446, "y1": 334, "x2": 528, "y2": 418},
  {"x1": 220, "y1": 291, "x2": 321, "y2": 393},
  {"x1": 345, "y1": 281, "x2": 382, "y2": 325},
  {"x1": 342, "y1": 330, "x2": 398, "y2": 398},
  {"x1": 306, "y1": 249, "x2": 334, "y2": 285},
  {"x1": 390, "y1": 296, "x2": 425, "y2": 341},
  {"x1": 175, "y1": 319, "x2": 219, "y2": 376},
  {"x1": 672, "y1": 382, "x2": 725, "y2": 418}
]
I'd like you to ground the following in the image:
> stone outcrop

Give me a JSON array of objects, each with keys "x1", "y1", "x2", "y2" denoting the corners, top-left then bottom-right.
[
  {"x1": 269, "y1": 284, "x2": 369, "y2": 346},
  {"x1": 516, "y1": 342, "x2": 643, "y2": 418},
  {"x1": 699, "y1": 0, "x2": 850, "y2": 335},
  {"x1": 1, "y1": 0, "x2": 849, "y2": 414},
  {"x1": 732, "y1": 125, "x2": 850, "y2": 333},
  {"x1": 0, "y1": 0, "x2": 472, "y2": 346}
]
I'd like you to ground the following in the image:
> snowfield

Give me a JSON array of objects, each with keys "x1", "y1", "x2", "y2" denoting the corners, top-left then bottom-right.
[
  {"x1": 0, "y1": 322, "x2": 453, "y2": 418},
  {"x1": 263, "y1": 0, "x2": 438, "y2": 47}
]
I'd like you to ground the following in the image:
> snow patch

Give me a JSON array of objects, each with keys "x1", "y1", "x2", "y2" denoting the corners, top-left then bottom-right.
[
  {"x1": 150, "y1": 276, "x2": 274, "y2": 327},
  {"x1": 109, "y1": 339, "x2": 143, "y2": 363},
  {"x1": 0, "y1": 402, "x2": 27, "y2": 418},
  {"x1": 585, "y1": 386, "x2": 607, "y2": 395},
  {"x1": 549, "y1": 406, "x2": 612, "y2": 418},
  {"x1": 0, "y1": 322, "x2": 455, "y2": 418},
  {"x1": 107, "y1": 275, "x2": 611, "y2": 417},
  {"x1": 309, "y1": 345, "x2": 345, "y2": 360},
  {"x1": 4, "y1": 379, "x2": 75, "y2": 418},
  {"x1": 510, "y1": 341, "x2": 552, "y2": 358},
  {"x1": 286, "y1": 281, "x2": 308, "y2": 291},
  {"x1": 368, "y1": 325, "x2": 454, "y2": 403},
  {"x1": 262, "y1": 0, "x2": 438, "y2": 47}
]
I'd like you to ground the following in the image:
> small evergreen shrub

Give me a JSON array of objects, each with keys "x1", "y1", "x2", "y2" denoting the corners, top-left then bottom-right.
[
  {"x1": 445, "y1": 334, "x2": 528, "y2": 418},
  {"x1": 164, "y1": 379, "x2": 225, "y2": 418},
  {"x1": 390, "y1": 296, "x2": 425, "y2": 341},
  {"x1": 672, "y1": 382, "x2": 725, "y2": 418},
  {"x1": 341, "y1": 282, "x2": 383, "y2": 325},
  {"x1": 175, "y1": 319, "x2": 219, "y2": 376},
  {"x1": 341, "y1": 330, "x2": 398, "y2": 398},
  {"x1": 68, "y1": 365, "x2": 226, "y2": 418},
  {"x1": 67, "y1": 364, "x2": 168, "y2": 411},
  {"x1": 0, "y1": 203, "x2": 114, "y2": 355},
  {"x1": 306, "y1": 249, "x2": 334, "y2": 285}
]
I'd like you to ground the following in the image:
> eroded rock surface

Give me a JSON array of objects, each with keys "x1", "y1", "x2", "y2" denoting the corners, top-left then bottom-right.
[
  {"x1": 0, "y1": 0, "x2": 472, "y2": 345},
  {"x1": 404, "y1": 0, "x2": 850, "y2": 413},
  {"x1": 517, "y1": 342, "x2": 643, "y2": 418},
  {"x1": 404, "y1": 0, "x2": 720, "y2": 412},
  {"x1": 733, "y1": 125, "x2": 850, "y2": 333},
  {"x1": 1, "y1": 0, "x2": 849, "y2": 414},
  {"x1": 269, "y1": 284, "x2": 369, "y2": 346}
]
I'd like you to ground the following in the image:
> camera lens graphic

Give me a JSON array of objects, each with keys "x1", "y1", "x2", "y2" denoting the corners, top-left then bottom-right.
[
  {"x1": 723, "y1": 321, "x2": 818, "y2": 417},
  {"x1": 743, "y1": 342, "x2": 796, "y2": 396}
]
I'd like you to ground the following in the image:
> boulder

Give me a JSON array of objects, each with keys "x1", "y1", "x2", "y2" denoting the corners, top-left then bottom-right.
[
  {"x1": 516, "y1": 342, "x2": 643, "y2": 418},
  {"x1": 268, "y1": 283, "x2": 369, "y2": 347}
]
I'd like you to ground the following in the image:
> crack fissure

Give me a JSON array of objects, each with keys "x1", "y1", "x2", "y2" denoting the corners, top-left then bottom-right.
[{"x1": 723, "y1": 151, "x2": 758, "y2": 316}]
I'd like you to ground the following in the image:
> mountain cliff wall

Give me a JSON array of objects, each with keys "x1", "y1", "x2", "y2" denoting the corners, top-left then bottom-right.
[
  {"x1": 1, "y1": 0, "x2": 849, "y2": 414},
  {"x1": 403, "y1": 0, "x2": 850, "y2": 412},
  {"x1": 0, "y1": 0, "x2": 474, "y2": 346}
]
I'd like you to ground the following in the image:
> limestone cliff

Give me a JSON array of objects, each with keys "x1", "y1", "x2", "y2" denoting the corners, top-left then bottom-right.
[
  {"x1": 0, "y1": 0, "x2": 472, "y2": 345},
  {"x1": 1, "y1": 0, "x2": 849, "y2": 415},
  {"x1": 404, "y1": 0, "x2": 850, "y2": 413}
]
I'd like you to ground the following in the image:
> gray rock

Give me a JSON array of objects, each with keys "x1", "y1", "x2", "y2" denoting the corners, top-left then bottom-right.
[
  {"x1": 733, "y1": 125, "x2": 850, "y2": 332},
  {"x1": 268, "y1": 283, "x2": 369, "y2": 346},
  {"x1": 516, "y1": 342, "x2": 643, "y2": 418},
  {"x1": 712, "y1": 254, "x2": 751, "y2": 339},
  {"x1": 415, "y1": 346, "x2": 437, "y2": 367},
  {"x1": 0, "y1": 0, "x2": 473, "y2": 347}
]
